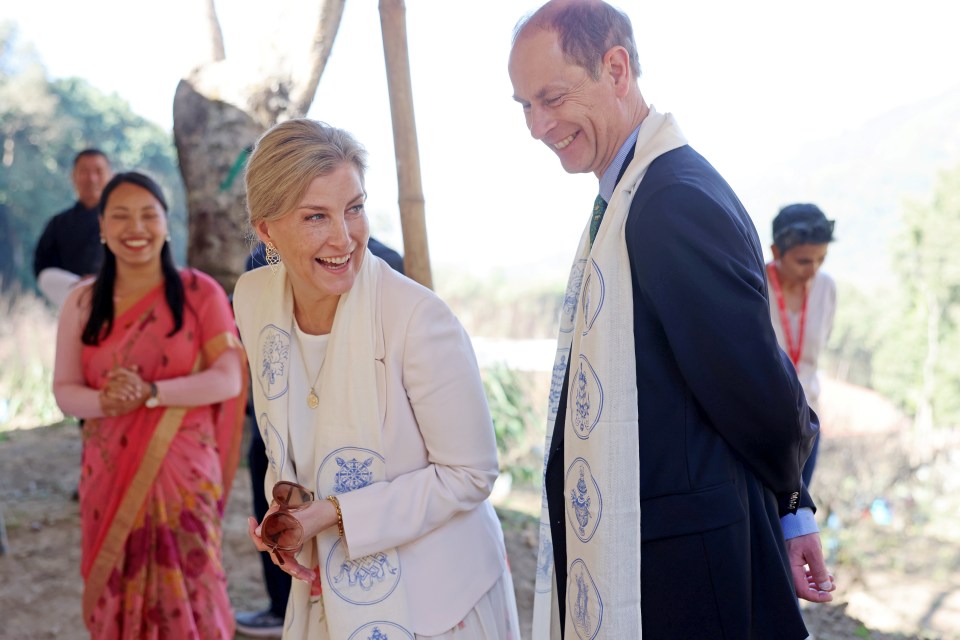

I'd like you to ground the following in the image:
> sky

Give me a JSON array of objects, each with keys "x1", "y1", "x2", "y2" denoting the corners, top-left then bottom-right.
[{"x1": 6, "y1": 0, "x2": 960, "y2": 280}]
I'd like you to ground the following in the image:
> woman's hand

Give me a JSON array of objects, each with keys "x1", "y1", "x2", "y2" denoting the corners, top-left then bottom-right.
[
  {"x1": 247, "y1": 507, "x2": 313, "y2": 583},
  {"x1": 99, "y1": 367, "x2": 149, "y2": 417},
  {"x1": 247, "y1": 499, "x2": 342, "y2": 583}
]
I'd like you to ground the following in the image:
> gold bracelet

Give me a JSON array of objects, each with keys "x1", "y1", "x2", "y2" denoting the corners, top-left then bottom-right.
[{"x1": 326, "y1": 495, "x2": 345, "y2": 538}]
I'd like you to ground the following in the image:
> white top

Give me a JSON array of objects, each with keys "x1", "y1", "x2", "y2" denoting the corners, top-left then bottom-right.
[
  {"x1": 287, "y1": 323, "x2": 328, "y2": 473},
  {"x1": 37, "y1": 267, "x2": 83, "y2": 308},
  {"x1": 768, "y1": 269, "x2": 837, "y2": 414}
]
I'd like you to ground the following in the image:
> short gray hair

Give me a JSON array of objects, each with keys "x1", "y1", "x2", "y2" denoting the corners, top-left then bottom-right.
[{"x1": 514, "y1": 0, "x2": 641, "y2": 80}]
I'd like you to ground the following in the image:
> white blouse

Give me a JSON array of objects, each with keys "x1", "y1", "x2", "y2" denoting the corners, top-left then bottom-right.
[
  {"x1": 287, "y1": 323, "x2": 328, "y2": 474},
  {"x1": 768, "y1": 269, "x2": 837, "y2": 414}
]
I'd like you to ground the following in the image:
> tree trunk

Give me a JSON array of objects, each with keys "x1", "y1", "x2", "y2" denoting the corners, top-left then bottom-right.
[
  {"x1": 173, "y1": 0, "x2": 345, "y2": 294},
  {"x1": 379, "y1": 0, "x2": 433, "y2": 290},
  {"x1": 173, "y1": 84, "x2": 262, "y2": 293}
]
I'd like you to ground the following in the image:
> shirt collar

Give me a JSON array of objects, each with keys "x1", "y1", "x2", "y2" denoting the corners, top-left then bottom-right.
[{"x1": 599, "y1": 124, "x2": 641, "y2": 203}]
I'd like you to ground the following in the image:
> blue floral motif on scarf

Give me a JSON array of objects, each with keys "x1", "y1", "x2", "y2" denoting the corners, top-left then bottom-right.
[
  {"x1": 317, "y1": 447, "x2": 385, "y2": 498},
  {"x1": 257, "y1": 324, "x2": 290, "y2": 400},
  {"x1": 536, "y1": 522, "x2": 554, "y2": 594},
  {"x1": 258, "y1": 412, "x2": 285, "y2": 480},
  {"x1": 565, "y1": 457, "x2": 603, "y2": 543},
  {"x1": 347, "y1": 621, "x2": 414, "y2": 640},
  {"x1": 580, "y1": 259, "x2": 605, "y2": 336},
  {"x1": 567, "y1": 559, "x2": 603, "y2": 640},
  {"x1": 561, "y1": 259, "x2": 587, "y2": 334},
  {"x1": 573, "y1": 356, "x2": 603, "y2": 438},
  {"x1": 326, "y1": 538, "x2": 403, "y2": 605},
  {"x1": 549, "y1": 348, "x2": 570, "y2": 419}
]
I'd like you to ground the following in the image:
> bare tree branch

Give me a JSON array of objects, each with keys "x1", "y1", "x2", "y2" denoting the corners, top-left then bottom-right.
[
  {"x1": 290, "y1": 0, "x2": 346, "y2": 117},
  {"x1": 174, "y1": 0, "x2": 344, "y2": 292},
  {"x1": 205, "y1": 0, "x2": 226, "y2": 62}
]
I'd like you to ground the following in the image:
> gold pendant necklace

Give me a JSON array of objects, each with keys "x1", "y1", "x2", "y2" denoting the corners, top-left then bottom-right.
[{"x1": 292, "y1": 324, "x2": 323, "y2": 410}]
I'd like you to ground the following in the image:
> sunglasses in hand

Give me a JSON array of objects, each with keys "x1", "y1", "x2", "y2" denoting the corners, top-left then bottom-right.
[{"x1": 261, "y1": 481, "x2": 314, "y2": 565}]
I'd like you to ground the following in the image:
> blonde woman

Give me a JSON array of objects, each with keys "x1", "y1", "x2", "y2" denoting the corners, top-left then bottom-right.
[{"x1": 233, "y1": 119, "x2": 520, "y2": 640}]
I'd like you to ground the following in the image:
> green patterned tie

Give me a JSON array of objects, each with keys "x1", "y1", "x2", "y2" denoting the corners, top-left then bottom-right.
[{"x1": 589, "y1": 194, "x2": 608, "y2": 246}]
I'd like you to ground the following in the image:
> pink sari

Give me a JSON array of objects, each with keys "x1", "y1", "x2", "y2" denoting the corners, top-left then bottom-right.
[{"x1": 78, "y1": 270, "x2": 246, "y2": 639}]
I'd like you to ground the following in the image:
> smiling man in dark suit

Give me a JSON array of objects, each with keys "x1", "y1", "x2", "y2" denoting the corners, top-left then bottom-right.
[{"x1": 508, "y1": 1, "x2": 836, "y2": 638}]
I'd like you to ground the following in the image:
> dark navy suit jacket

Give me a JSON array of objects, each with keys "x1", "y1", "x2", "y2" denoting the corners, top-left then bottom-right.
[{"x1": 545, "y1": 145, "x2": 817, "y2": 639}]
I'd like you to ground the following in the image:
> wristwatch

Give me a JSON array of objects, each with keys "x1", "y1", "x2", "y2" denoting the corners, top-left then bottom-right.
[{"x1": 145, "y1": 382, "x2": 160, "y2": 409}]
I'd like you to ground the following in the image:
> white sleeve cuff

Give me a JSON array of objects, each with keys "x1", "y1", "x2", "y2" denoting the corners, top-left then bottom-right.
[{"x1": 38, "y1": 268, "x2": 82, "y2": 308}]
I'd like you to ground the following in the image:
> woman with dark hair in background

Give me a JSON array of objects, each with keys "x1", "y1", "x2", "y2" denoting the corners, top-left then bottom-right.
[
  {"x1": 767, "y1": 203, "x2": 837, "y2": 487},
  {"x1": 53, "y1": 171, "x2": 247, "y2": 638}
]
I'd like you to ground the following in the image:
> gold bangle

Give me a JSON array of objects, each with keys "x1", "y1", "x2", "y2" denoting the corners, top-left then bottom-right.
[{"x1": 326, "y1": 495, "x2": 345, "y2": 538}]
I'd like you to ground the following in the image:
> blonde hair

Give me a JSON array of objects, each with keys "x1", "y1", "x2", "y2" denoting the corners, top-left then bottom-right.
[{"x1": 244, "y1": 119, "x2": 368, "y2": 228}]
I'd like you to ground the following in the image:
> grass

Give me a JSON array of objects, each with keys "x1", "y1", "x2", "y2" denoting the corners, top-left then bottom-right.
[{"x1": 0, "y1": 288, "x2": 63, "y2": 431}]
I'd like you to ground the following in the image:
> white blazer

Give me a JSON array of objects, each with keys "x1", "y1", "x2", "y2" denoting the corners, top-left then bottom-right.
[{"x1": 234, "y1": 260, "x2": 507, "y2": 635}]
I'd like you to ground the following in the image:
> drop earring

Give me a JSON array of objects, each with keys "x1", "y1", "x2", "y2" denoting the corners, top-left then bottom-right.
[{"x1": 265, "y1": 242, "x2": 282, "y2": 275}]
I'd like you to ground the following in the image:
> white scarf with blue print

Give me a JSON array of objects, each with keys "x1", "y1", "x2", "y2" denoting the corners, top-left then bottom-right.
[
  {"x1": 533, "y1": 109, "x2": 688, "y2": 639},
  {"x1": 234, "y1": 252, "x2": 413, "y2": 640}
]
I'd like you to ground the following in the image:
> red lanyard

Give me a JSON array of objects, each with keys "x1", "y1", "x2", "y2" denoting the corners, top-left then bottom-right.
[{"x1": 767, "y1": 262, "x2": 808, "y2": 369}]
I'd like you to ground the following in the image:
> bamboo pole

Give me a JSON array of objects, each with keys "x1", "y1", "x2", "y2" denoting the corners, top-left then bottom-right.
[{"x1": 378, "y1": 0, "x2": 433, "y2": 290}]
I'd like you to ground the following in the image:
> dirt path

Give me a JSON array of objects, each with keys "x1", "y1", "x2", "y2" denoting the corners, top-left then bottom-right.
[
  {"x1": 0, "y1": 422, "x2": 950, "y2": 639},
  {"x1": 0, "y1": 422, "x2": 534, "y2": 640}
]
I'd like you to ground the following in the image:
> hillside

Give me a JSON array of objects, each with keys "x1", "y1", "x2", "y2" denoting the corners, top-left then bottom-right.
[{"x1": 738, "y1": 84, "x2": 960, "y2": 289}]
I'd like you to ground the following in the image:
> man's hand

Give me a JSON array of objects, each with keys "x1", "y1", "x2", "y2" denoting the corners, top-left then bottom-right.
[{"x1": 786, "y1": 532, "x2": 837, "y2": 603}]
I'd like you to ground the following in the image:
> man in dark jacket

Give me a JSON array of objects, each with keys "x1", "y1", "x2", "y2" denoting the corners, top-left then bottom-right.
[
  {"x1": 34, "y1": 149, "x2": 113, "y2": 306},
  {"x1": 509, "y1": 1, "x2": 836, "y2": 638}
]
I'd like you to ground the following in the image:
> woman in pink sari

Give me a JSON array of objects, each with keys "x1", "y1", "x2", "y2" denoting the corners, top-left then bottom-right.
[{"x1": 53, "y1": 172, "x2": 247, "y2": 639}]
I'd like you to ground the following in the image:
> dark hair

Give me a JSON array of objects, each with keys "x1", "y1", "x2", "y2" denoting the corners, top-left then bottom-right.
[
  {"x1": 514, "y1": 0, "x2": 641, "y2": 80},
  {"x1": 81, "y1": 172, "x2": 186, "y2": 345},
  {"x1": 772, "y1": 203, "x2": 835, "y2": 254},
  {"x1": 73, "y1": 148, "x2": 110, "y2": 168}
]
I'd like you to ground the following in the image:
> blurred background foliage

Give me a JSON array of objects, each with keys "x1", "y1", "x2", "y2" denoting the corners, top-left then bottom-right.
[
  {"x1": 821, "y1": 163, "x2": 960, "y2": 431},
  {"x1": 2, "y1": 13, "x2": 958, "y2": 638},
  {"x1": 2, "y1": 18, "x2": 960, "y2": 453},
  {"x1": 481, "y1": 364, "x2": 542, "y2": 485},
  {"x1": 0, "y1": 23, "x2": 186, "y2": 293}
]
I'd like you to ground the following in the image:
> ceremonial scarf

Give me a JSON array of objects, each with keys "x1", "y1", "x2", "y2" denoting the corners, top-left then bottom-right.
[
  {"x1": 533, "y1": 109, "x2": 688, "y2": 639},
  {"x1": 235, "y1": 252, "x2": 414, "y2": 640}
]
